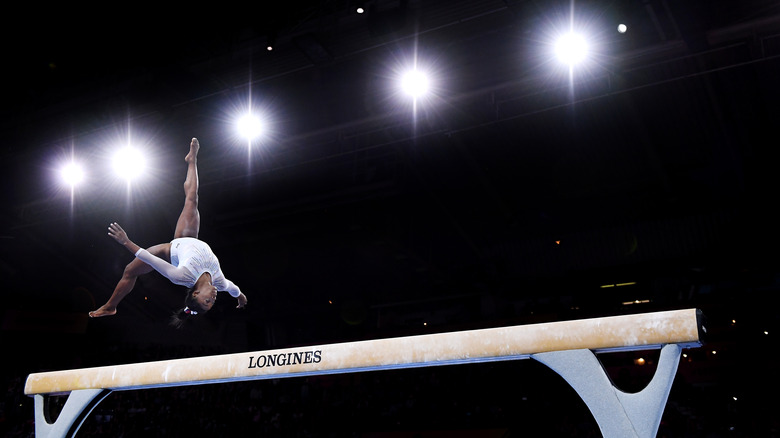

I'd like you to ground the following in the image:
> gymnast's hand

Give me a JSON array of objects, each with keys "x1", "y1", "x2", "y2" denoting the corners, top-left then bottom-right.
[
  {"x1": 236, "y1": 292, "x2": 248, "y2": 309},
  {"x1": 108, "y1": 222, "x2": 130, "y2": 246}
]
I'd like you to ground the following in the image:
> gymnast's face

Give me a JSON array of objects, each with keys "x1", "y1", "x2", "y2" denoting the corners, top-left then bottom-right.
[{"x1": 193, "y1": 285, "x2": 218, "y2": 311}]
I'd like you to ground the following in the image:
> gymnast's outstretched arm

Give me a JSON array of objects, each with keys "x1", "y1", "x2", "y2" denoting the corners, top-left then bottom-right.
[{"x1": 107, "y1": 222, "x2": 140, "y2": 255}]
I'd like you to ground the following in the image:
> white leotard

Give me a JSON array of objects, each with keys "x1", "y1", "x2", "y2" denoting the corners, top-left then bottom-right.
[{"x1": 134, "y1": 237, "x2": 242, "y2": 297}]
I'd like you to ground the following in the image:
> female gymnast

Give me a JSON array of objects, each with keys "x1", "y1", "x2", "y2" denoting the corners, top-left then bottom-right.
[{"x1": 88, "y1": 137, "x2": 247, "y2": 328}]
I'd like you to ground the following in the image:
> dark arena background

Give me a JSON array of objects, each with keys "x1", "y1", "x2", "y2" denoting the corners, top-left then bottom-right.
[{"x1": 2, "y1": 1, "x2": 780, "y2": 436}]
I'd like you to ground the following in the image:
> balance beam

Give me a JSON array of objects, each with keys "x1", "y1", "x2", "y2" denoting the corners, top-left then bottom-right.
[{"x1": 26, "y1": 308, "x2": 704, "y2": 438}]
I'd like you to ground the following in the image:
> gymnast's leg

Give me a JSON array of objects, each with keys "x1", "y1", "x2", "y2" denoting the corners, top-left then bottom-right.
[
  {"x1": 88, "y1": 244, "x2": 169, "y2": 317},
  {"x1": 174, "y1": 138, "x2": 200, "y2": 239}
]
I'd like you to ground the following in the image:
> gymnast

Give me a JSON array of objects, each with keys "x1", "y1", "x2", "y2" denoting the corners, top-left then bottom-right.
[{"x1": 89, "y1": 137, "x2": 247, "y2": 328}]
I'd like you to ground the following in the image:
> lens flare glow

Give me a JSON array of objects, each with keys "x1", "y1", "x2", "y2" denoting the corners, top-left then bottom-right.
[
  {"x1": 112, "y1": 147, "x2": 146, "y2": 181},
  {"x1": 555, "y1": 32, "x2": 588, "y2": 66},
  {"x1": 237, "y1": 114, "x2": 263, "y2": 140},
  {"x1": 60, "y1": 161, "x2": 85, "y2": 187},
  {"x1": 400, "y1": 70, "x2": 430, "y2": 98}
]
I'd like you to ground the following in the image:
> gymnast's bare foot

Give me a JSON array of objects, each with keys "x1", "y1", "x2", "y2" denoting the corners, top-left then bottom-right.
[
  {"x1": 185, "y1": 137, "x2": 199, "y2": 163},
  {"x1": 88, "y1": 306, "x2": 117, "y2": 318}
]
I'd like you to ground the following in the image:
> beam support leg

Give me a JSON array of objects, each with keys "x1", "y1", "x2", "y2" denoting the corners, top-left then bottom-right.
[
  {"x1": 33, "y1": 389, "x2": 112, "y2": 438},
  {"x1": 532, "y1": 343, "x2": 683, "y2": 438}
]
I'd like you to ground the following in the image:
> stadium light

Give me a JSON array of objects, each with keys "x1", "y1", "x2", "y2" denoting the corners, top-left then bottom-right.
[
  {"x1": 60, "y1": 161, "x2": 85, "y2": 187},
  {"x1": 112, "y1": 146, "x2": 146, "y2": 182}
]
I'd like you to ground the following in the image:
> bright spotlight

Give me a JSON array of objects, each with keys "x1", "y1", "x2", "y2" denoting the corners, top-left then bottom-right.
[
  {"x1": 237, "y1": 113, "x2": 263, "y2": 141},
  {"x1": 112, "y1": 146, "x2": 145, "y2": 182},
  {"x1": 60, "y1": 161, "x2": 85, "y2": 187},
  {"x1": 617, "y1": 23, "x2": 627, "y2": 33},
  {"x1": 554, "y1": 32, "x2": 588, "y2": 66},
  {"x1": 400, "y1": 70, "x2": 430, "y2": 98}
]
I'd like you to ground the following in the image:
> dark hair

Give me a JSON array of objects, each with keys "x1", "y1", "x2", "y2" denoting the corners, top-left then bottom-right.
[{"x1": 169, "y1": 286, "x2": 208, "y2": 329}]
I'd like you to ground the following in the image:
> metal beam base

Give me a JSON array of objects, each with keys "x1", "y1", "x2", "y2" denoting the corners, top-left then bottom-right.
[
  {"x1": 533, "y1": 343, "x2": 683, "y2": 438},
  {"x1": 33, "y1": 389, "x2": 112, "y2": 438}
]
